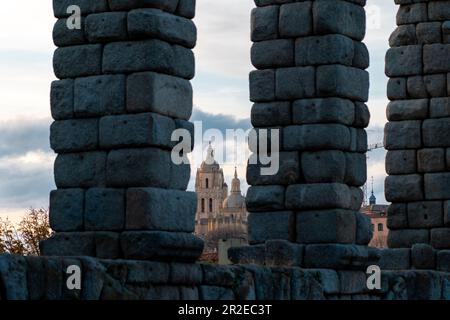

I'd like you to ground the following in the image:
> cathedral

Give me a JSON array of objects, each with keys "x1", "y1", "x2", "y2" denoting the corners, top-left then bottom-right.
[{"x1": 194, "y1": 144, "x2": 248, "y2": 238}]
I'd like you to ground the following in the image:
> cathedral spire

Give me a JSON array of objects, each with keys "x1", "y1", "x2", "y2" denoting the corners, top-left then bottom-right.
[
  {"x1": 231, "y1": 167, "x2": 241, "y2": 193},
  {"x1": 206, "y1": 141, "x2": 215, "y2": 164}
]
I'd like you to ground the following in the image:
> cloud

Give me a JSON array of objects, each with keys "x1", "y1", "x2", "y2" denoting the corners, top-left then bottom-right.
[
  {"x1": 0, "y1": 117, "x2": 51, "y2": 157},
  {"x1": 0, "y1": 117, "x2": 54, "y2": 214}
]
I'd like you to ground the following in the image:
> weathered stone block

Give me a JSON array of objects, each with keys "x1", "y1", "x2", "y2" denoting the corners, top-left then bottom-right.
[
  {"x1": 431, "y1": 228, "x2": 450, "y2": 249},
  {"x1": 49, "y1": 189, "x2": 84, "y2": 232},
  {"x1": 50, "y1": 119, "x2": 98, "y2": 153},
  {"x1": 344, "y1": 152, "x2": 367, "y2": 187},
  {"x1": 387, "y1": 229, "x2": 429, "y2": 248},
  {"x1": 176, "y1": 0, "x2": 196, "y2": 19},
  {"x1": 228, "y1": 245, "x2": 265, "y2": 265},
  {"x1": 387, "y1": 99, "x2": 428, "y2": 121},
  {"x1": 250, "y1": 6, "x2": 279, "y2": 42},
  {"x1": 275, "y1": 67, "x2": 316, "y2": 100},
  {"x1": 283, "y1": 124, "x2": 351, "y2": 151},
  {"x1": 385, "y1": 174, "x2": 423, "y2": 202},
  {"x1": 387, "y1": 203, "x2": 409, "y2": 230},
  {"x1": 265, "y1": 240, "x2": 303, "y2": 267},
  {"x1": 251, "y1": 39, "x2": 294, "y2": 69},
  {"x1": 407, "y1": 201, "x2": 443, "y2": 228},
  {"x1": 305, "y1": 269, "x2": 340, "y2": 295},
  {"x1": 74, "y1": 75, "x2": 126, "y2": 117},
  {"x1": 423, "y1": 74, "x2": 447, "y2": 97},
  {"x1": 247, "y1": 152, "x2": 300, "y2": 185},
  {"x1": 385, "y1": 46, "x2": 422, "y2": 77},
  {"x1": 424, "y1": 173, "x2": 450, "y2": 200},
  {"x1": 418, "y1": 148, "x2": 446, "y2": 173},
  {"x1": 279, "y1": 2, "x2": 312, "y2": 37},
  {"x1": 423, "y1": 118, "x2": 450, "y2": 147},
  {"x1": 355, "y1": 212, "x2": 373, "y2": 245},
  {"x1": 286, "y1": 183, "x2": 352, "y2": 210},
  {"x1": 199, "y1": 286, "x2": 235, "y2": 300},
  {"x1": 389, "y1": 25, "x2": 417, "y2": 47},
  {"x1": 339, "y1": 271, "x2": 367, "y2": 294},
  {"x1": 126, "y1": 188, "x2": 196, "y2": 232},
  {"x1": 353, "y1": 41, "x2": 370, "y2": 69},
  {"x1": 85, "y1": 12, "x2": 128, "y2": 42},
  {"x1": 424, "y1": 44, "x2": 450, "y2": 74},
  {"x1": 248, "y1": 211, "x2": 294, "y2": 244},
  {"x1": 396, "y1": 3, "x2": 427, "y2": 25},
  {"x1": 349, "y1": 128, "x2": 368, "y2": 153},
  {"x1": 411, "y1": 244, "x2": 436, "y2": 270},
  {"x1": 430, "y1": 98, "x2": 450, "y2": 118},
  {"x1": 53, "y1": 18, "x2": 86, "y2": 47},
  {"x1": 353, "y1": 102, "x2": 370, "y2": 128},
  {"x1": 385, "y1": 150, "x2": 417, "y2": 175},
  {"x1": 0, "y1": 255, "x2": 28, "y2": 300},
  {"x1": 53, "y1": 45, "x2": 102, "y2": 79},
  {"x1": 120, "y1": 231, "x2": 204, "y2": 262},
  {"x1": 106, "y1": 148, "x2": 172, "y2": 188},
  {"x1": 379, "y1": 248, "x2": 411, "y2": 270},
  {"x1": 417, "y1": 22, "x2": 442, "y2": 45},
  {"x1": 387, "y1": 78, "x2": 407, "y2": 100},
  {"x1": 170, "y1": 263, "x2": 203, "y2": 285},
  {"x1": 246, "y1": 185, "x2": 285, "y2": 212},
  {"x1": 384, "y1": 120, "x2": 422, "y2": 150},
  {"x1": 301, "y1": 150, "x2": 346, "y2": 183},
  {"x1": 303, "y1": 244, "x2": 369, "y2": 269},
  {"x1": 296, "y1": 209, "x2": 356, "y2": 244},
  {"x1": 51, "y1": 79, "x2": 74, "y2": 120},
  {"x1": 94, "y1": 232, "x2": 121, "y2": 259},
  {"x1": 295, "y1": 35, "x2": 354, "y2": 67},
  {"x1": 54, "y1": 151, "x2": 107, "y2": 188},
  {"x1": 316, "y1": 65, "x2": 369, "y2": 102},
  {"x1": 103, "y1": 40, "x2": 195, "y2": 79},
  {"x1": 249, "y1": 69, "x2": 275, "y2": 102},
  {"x1": 437, "y1": 250, "x2": 450, "y2": 272},
  {"x1": 99, "y1": 113, "x2": 175, "y2": 150},
  {"x1": 428, "y1": 1, "x2": 450, "y2": 21},
  {"x1": 85, "y1": 188, "x2": 125, "y2": 231},
  {"x1": 53, "y1": 0, "x2": 108, "y2": 18},
  {"x1": 128, "y1": 9, "x2": 197, "y2": 48},
  {"x1": 41, "y1": 232, "x2": 95, "y2": 256},
  {"x1": 313, "y1": 0, "x2": 366, "y2": 41},
  {"x1": 292, "y1": 98, "x2": 355, "y2": 126},
  {"x1": 251, "y1": 102, "x2": 291, "y2": 127},
  {"x1": 127, "y1": 71, "x2": 193, "y2": 120}
]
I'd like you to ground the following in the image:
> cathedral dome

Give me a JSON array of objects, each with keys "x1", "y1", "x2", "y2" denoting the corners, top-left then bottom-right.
[
  {"x1": 222, "y1": 168, "x2": 245, "y2": 209},
  {"x1": 201, "y1": 142, "x2": 220, "y2": 171}
]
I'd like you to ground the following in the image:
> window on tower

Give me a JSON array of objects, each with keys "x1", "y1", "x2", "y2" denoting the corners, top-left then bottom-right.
[
  {"x1": 378, "y1": 223, "x2": 384, "y2": 232},
  {"x1": 206, "y1": 178, "x2": 209, "y2": 189},
  {"x1": 209, "y1": 198, "x2": 213, "y2": 212},
  {"x1": 201, "y1": 198, "x2": 205, "y2": 213}
]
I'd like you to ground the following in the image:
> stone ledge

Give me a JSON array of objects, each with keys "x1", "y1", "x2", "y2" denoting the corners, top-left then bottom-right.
[{"x1": 1, "y1": 254, "x2": 449, "y2": 300}]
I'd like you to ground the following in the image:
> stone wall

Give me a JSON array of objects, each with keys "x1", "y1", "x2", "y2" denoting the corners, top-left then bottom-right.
[
  {"x1": 1, "y1": 254, "x2": 449, "y2": 300},
  {"x1": 232, "y1": 0, "x2": 374, "y2": 270},
  {"x1": 42, "y1": 0, "x2": 204, "y2": 262},
  {"x1": 384, "y1": 0, "x2": 450, "y2": 269}
]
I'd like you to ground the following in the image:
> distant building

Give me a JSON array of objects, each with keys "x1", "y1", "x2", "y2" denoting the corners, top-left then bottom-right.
[
  {"x1": 194, "y1": 143, "x2": 248, "y2": 239},
  {"x1": 360, "y1": 189, "x2": 389, "y2": 248}
]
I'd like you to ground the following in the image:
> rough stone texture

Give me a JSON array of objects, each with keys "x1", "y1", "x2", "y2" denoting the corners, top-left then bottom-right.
[
  {"x1": 385, "y1": 0, "x2": 450, "y2": 257},
  {"x1": 42, "y1": 0, "x2": 203, "y2": 261},
  {"x1": 237, "y1": 0, "x2": 371, "y2": 270}
]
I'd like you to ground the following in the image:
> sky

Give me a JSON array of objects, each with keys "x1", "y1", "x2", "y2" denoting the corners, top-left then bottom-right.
[{"x1": 0, "y1": 0, "x2": 396, "y2": 222}]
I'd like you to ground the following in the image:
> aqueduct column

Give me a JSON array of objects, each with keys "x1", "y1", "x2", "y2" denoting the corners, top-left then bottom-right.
[
  {"x1": 41, "y1": 0, "x2": 203, "y2": 262},
  {"x1": 230, "y1": 0, "x2": 375, "y2": 269},
  {"x1": 385, "y1": 0, "x2": 450, "y2": 263}
]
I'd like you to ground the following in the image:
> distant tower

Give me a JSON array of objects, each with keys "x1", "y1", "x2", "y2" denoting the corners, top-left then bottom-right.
[
  {"x1": 369, "y1": 176, "x2": 376, "y2": 205},
  {"x1": 194, "y1": 143, "x2": 228, "y2": 237}
]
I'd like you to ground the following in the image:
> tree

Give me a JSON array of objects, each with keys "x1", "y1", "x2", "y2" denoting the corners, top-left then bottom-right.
[
  {"x1": 204, "y1": 226, "x2": 248, "y2": 253},
  {"x1": 0, "y1": 208, "x2": 52, "y2": 256}
]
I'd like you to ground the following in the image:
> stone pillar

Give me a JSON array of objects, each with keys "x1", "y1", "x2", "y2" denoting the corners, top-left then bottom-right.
[
  {"x1": 230, "y1": 0, "x2": 375, "y2": 269},
  {"x1": 385, "y1": 1, "x2": 450, "y2": 257},
  {"x1": 41, "y1": 0, "x2": 204, "y2": 262}
]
